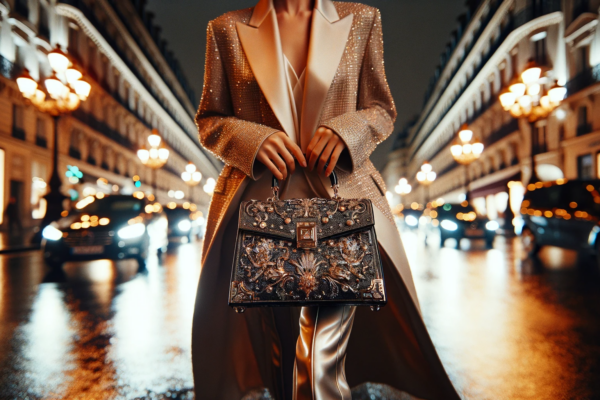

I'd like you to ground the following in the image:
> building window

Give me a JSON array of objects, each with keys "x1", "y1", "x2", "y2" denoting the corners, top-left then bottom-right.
[
  {"x1": 35, "y1": 118, "x2": 47, "y2": 148},
  {"x1": 68, "y1": 25, "x2": 80, "y2": 62},
  {"x1": 532, "y1": 34, "x2": 547, "y2": 65},
  {"x1": 577, "y1": 106, "x2": 591, "y2": 136},
  {"x1": 69, "y1": 130, "x2": 82, "y2": 159},
  {"x1": 576, "y1": 46, "x2": 589, "y2": 75},
  {"x1": 15, "y1": 0, "x2": 29, "y2": 18},
  {"x1": 31, "y1": 161, "x2": 48, "y2": 219},
  {"x1": 536, "y1": 125, "x2": 547, "y2": 153},
  {"x1": 573, "y1": 0, "x2": 589, "y2": 21},
  {"x1": 578, "y1": 154, "x2": 593, "y2": 179},
  {"x1": 39, "y1": 4, "x2": 50, "y2": 39},
  {"x1": 12, "y1": 105, "x2": 25, "y2": 140}
]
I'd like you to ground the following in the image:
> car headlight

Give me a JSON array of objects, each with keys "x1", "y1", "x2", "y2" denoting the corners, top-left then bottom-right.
[
  {"x1": 178, "y1": 219, "x2": 192, "y2": 232},
  {"x1": 440, "y1": 220, "x2": 458, "y2": 231},
  {"x1": 42, "y1": 225, "x2": 63, "y2": 241},
  {"x1": 118, "y1": 223, "x2": 146, "y2": 239},
  {"x1": 486, "y1": 221, "x2": 499, "y2": 231},
  {"x1": 405, "y1": 215, "x2": 419, "y2": 227}
]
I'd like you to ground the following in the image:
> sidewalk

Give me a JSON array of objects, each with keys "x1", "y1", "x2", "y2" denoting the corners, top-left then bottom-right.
[{"x1": 0, "y1": 227, "x2": 40, "y2": 254}]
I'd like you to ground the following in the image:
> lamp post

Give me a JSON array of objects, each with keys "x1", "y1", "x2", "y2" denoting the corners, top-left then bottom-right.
[
  {"x1": 450, "y1": 124, "x2": 484, "y2": 201},
  {"x1": 137, "y1": 129, "x2": 170, "y2": 194},
  {"x1": 16, "y1": 45, "x2": 92, "y2": 243},
  {"x1": 416, "y1": 162, "x2": 436, "y2": 203},
  {"x1": 498, "y1": 58, "x2": 566, "y2": 183},
  {"x1": 181, "y1": 162, "x2": 202, "y2": 202}
]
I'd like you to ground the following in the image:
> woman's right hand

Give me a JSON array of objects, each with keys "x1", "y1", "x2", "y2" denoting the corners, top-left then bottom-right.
[{"x1": 257, "y1": 132, "x2": 307, "y2": 180}]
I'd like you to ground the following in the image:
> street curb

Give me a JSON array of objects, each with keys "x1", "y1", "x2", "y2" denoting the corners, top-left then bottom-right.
[{"x1": 0, "y1": 246, "x2": 41, "y2": 255}]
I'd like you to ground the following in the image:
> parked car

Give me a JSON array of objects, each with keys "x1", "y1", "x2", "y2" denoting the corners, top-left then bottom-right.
[
  {"x1": 520, "y1": 180, "x2": 600, "y2": 262},
  {"x1": 164, "y1": 205, "x2": 204, "y2": 244},
  {"x1": 400, "y1": 208, "x2": 423, "y2": 230},
  {"x1": 42, "y1": 194, "x2": 168, "y2": 269},
  {"x1": 436, "y1": 202, "x2": 498, "y2": 249}
]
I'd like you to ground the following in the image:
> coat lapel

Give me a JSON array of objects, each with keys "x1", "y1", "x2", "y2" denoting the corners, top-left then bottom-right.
[
  {"x1": 236, "y1": 1, "x2": 296, "y2": 139},
  {"x1": 300, "y1": 2, "x2": 353, "y2": 151}
]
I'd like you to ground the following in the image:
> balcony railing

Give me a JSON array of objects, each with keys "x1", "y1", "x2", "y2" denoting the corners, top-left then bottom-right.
[
  {"x1": 12, "y1": 126, "x2": 26, "y2": 140},
  {"x1": 409, "y1": 0, "x2": 561, "y2": 157},
  {"x1": 71, "y1": 108, "x2": 134, "y2": 150},
  {"x1": 566, "y1": 63, "x2": 600, "y2": 96},
  {"x1": 36, "y1": 136, "x2": 48, "y2": 148},
  {"x1": 577, "y1": 123, "x2": 593, "y2": 137},
  {"x1": 484, "y1": 118, "x2": 519, "y2": 147},
  {"x1": 0, "y1": 54, "x2": 22, "y2": 80},
  {"x1": 69, "y1": 147, "x2": 82, "y2": 160},
  {"x1": 14, "y1": 0, "x2": 29, "y2": 19}
]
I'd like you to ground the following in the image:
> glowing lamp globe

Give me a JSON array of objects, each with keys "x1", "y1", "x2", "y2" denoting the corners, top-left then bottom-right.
[
  {"x1": 73, "y1": 79, "x2": 91, "y2": 100},
  {"x1": 45, "y1": 74, "x2": 69, "y2": 100},
  {"x1": 16, "y1": 69, "x2": 38, "y2": 98},
  {"x1": 48, "y1": 46, "x2": 70, "y2": 73},
  {"x1": 521, "y1": 59, "x2": 542, "y2": 85},
  {"x1": 137, "y1": 148, "x2": 149, "y2": 163}
]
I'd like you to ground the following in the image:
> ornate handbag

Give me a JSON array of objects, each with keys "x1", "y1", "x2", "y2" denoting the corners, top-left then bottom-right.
[{"x1": 229, "y1": 172, "x2": 386, "y2": 313}]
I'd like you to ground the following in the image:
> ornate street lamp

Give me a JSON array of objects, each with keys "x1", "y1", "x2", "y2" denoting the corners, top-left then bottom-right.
[
  {"x1": 450, "y1": 124, "x2": 484, "y2": 200},
  {"x1": 416, "y1": 161, "x2": 436, "y2": 202},
  {"x1": 395, "y1": 177, "x2": 412, "y2": 195},
  {"x1": 137, "y1": 129, "x2": 170, "y2": 193},
  {"x1": 498, "y1": 58, "x2": 566, "y2": 182},
  {"x1": 17, "y1": 45, "x2": 92, "y2": 243},
  {"x1": 181, "y1": 162, "x2": 202, "y2": 202}
]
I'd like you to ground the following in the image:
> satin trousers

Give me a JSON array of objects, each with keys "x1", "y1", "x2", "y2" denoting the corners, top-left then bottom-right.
[{"x1": 294, "y1": 306, "x2": 356, "y2": 400}]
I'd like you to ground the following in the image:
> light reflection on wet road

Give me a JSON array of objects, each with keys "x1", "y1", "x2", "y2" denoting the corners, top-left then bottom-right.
[
  {"x1": 0, "y1": 244, "x2": 200, "y2": 399},
  {"x1": 1, "y1": 232, "x2": 600, "y2": 399}
]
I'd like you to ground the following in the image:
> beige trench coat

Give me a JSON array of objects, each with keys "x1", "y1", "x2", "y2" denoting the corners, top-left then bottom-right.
[{"x1": 192, "y1": 1, "x2": 461, "y2": 399}]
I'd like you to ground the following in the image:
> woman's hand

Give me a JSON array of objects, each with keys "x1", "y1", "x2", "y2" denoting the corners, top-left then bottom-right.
[
  {"x1": 306, "y1": 127, "x2": 346, "y2": 177},
  {"x1": 257, "y1": 131, "x2": 307, "y2": 180}
]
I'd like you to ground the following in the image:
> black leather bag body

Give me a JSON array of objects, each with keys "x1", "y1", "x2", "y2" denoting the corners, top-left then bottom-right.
[{"x1": 228, "y1": 173, "x2": 386, "y2": 313}]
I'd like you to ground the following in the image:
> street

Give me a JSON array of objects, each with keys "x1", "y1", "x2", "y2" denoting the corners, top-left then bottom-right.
[{"x1": 1, "y1": 232, "x2": 600, "y2": 400}]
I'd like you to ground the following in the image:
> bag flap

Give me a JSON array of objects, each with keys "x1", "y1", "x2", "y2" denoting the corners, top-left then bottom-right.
[{"x1": 238, "y1": 197, "x2": 375, "y2": 240}]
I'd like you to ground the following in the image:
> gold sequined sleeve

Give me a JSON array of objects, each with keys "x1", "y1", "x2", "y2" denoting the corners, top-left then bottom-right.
[
  {"x1": 195, "y1": 21, "x2": 279, "y2": 180},
  {"x1": 320, "y1": 9, "x2": 397, "y2": 173}
]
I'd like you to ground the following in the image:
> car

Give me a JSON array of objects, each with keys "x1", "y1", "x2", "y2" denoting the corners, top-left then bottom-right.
[
  {"x1": 399, "y1": 208, "x2": 423, "y2": 230},
  {"x1": 520, "y1": 180, "x2": 600, "y2": 262},
  {"x1": 436, "y1": 202, "x2": 498, "y2": 249},
  {"x1": 42, "y1": 194, "x2": 168, "y2": 269},
  {"x1": 164, "y1": 205, "x2": 204, "y2": 244}
]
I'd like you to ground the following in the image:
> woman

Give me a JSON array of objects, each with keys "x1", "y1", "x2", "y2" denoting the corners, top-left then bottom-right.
[{"x1": 192, "y1": 0, "x2": 461, "y2": 399}]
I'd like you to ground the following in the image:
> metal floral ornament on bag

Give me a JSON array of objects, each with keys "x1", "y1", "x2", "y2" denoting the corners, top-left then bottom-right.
[{"x1": 229, "y1": 172, "x2": 386, "y2": 313}]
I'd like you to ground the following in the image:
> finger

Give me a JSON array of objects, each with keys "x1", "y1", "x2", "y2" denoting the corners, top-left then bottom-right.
[
  {"x1": 275, "y1": 142, "x2": 296, "y2": 175},
  {"x1": 325, "y1": 142, "x2": 345, "y2": 176},
  {"x1": 305, "y1": 129, "x2": 325, "y2": 159},
  {"x1": 317, "y1": 138, "x2": 338, "y2": 174},
  {"x1": 258, "y1": 152, "x2": 283, "y2": 180},
  {"x1": 307, "y1": 135, "x2": 330, "y2": 171},
  {"x1": 266, "y1": 149, "x2": 288, "y2": 180},
  {"x1": 283, "y1": 137, "x2": 307, "y2": 167}
]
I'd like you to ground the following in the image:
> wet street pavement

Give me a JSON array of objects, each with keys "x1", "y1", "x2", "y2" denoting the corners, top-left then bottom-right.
[{"x1": 1, "y1": 232, "x2": 600, "y2": 399}]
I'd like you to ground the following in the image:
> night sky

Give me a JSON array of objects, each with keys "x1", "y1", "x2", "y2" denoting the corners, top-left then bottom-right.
[{"x1": 146, "y1": 0, "x2": 467, "y2": 169}]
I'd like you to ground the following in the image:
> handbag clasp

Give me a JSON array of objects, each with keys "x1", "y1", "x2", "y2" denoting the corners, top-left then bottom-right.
[{"x1": 296, "y1": 221, "x2": 317, "y2": 249}]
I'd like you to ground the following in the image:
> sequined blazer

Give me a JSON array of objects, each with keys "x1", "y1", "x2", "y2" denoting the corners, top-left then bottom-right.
[{"x1": 196, "y1": 0, "x2": 397, "y2": 260}]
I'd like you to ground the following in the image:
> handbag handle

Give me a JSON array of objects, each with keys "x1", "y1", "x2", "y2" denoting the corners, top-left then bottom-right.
[{"x1": 271, "y1": 170, "x2": 339, "y2": 200}]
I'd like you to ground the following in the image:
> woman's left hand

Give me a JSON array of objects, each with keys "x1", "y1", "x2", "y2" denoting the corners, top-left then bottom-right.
[{"x1": 306, "y1": 127, "x2": 346, "y2": 177}]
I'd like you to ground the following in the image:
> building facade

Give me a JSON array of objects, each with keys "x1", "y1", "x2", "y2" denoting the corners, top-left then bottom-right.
[
  {"x1": 0, "y1": 0, "x2": 219, "y2": 229},
  {"x1": 384, "y1": 0, "x2": 600, "y2": 223}
]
